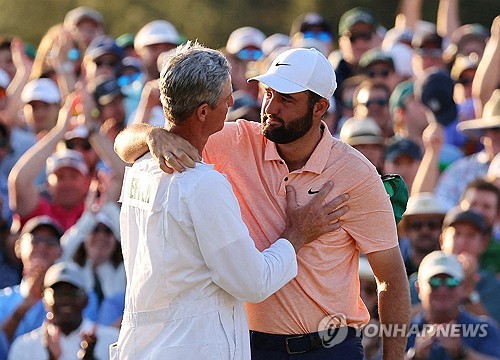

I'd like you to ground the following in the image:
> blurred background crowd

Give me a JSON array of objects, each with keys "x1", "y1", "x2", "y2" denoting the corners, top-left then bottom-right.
[{"x1": 0, "y1": 0, "x2": 498, "y2": 359}]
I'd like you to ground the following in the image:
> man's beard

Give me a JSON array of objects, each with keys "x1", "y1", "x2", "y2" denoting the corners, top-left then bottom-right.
[{"x1": 260, "y1": 106, "x2": 314, "y2": 144}]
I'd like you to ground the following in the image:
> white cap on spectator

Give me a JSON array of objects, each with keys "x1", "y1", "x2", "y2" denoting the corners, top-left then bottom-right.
[
  {"x1": 134, "y1": 20, "x2": 180, "y2": 51},
  {"x1": 64, "y1": 6, "x2": 104, "y2": 28},
  {"x1": 44, "y1": 261, "x2": 86, "y2": 289},
  {"x1": 403, "y1": 192, "x2": 447, "y2": 217},
  {"x1": 226, "y1": 27, "x2": 266, "y2": 55},
  {"x1": 249, "y1": 47, "x2": 337, "y2": 99},
  {"x1": 262, "y1": 33, "x2": 290, "y2": 56},
  {"x1": 21, "y1": 78, "x2": 61, "y2": 104},
  {"x1": 46, "y1": 149, "x2": 88, "y2": 176},
  {"x1": 418, "y1": 251, "x2": 464, "y2": 284}
]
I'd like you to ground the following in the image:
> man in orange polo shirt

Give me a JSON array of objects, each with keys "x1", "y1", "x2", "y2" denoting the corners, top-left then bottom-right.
[{"x1": 115, "y1": 48, "x2": 410, "y2": 359}]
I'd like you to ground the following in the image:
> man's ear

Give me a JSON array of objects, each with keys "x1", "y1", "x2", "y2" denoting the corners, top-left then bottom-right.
[
  {"x1": 196, "y1": 103, "x2": 210, "y2": 122},
  {"x1": 314, "y1": 98, "x2": 330, "y2": 119}
]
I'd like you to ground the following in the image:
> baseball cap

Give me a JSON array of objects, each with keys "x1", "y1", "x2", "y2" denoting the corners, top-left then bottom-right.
[
  {"x1": 299, "y1": 12, "x2": 331, "y2": 34},
  {"x1": 451, "y1": 24, "x2": 489, "y2": 53},
  {"x1": 403, "y1": 192, "x2": 447, "y2": 217},
  {"x1": 20, "y1": 216, "x2": 63, "y2": 238},
  {"x1": 93, "y1": 78, "x2": 122, "y2": 106},
  {"x1": 64, "y1": 6, "x2": 104, "y2": 28},
  {"x1": 418, "y1": 251, "x2": 464, "y2": 284},
  {"x1": 44, "y1": 261, "x2": 86, "y2": 289},
  {"x1": 262, "y1": 33, "x2": 290, "y2": 56},
  {"x1": 116, "y1": 33, "x2": 135, "y2": 49},
  {"x1": 46, "y1": 149, "x2": 88, "y2": 176},
  {"x1": 385, "y1": 138, "x2": 422, "y2": 162},
  {"x1": 226, "y1": 27, "x2": 266, "y2": 55},
  {"x1": 359, "y1": 48, "x2": 394, "y2": 69},
  {"x1": 414, "y1": 68, "x2": 457, "y2": 126},
  {"x1": 339, "y1": 117, "x2": 385, "y2": 146},
  {"x1": 457, "y1": 89, "x2": 500, "y2": 131},
  {"x1": 21, "y1": 78, "x2": 61, "y2": 104},
  {"x1": 84, "y1": 35, "x2": 124, "y2": 61},
  {"x1": 389, "y1": 80, "x2": 414, "y2": 114},
  {"x1": 64, "y1": 125, "x2": 89, "y2": 141},
  {"x1": 248, "y1": 47, "x2": 337, "y2": 99},
  {"x1": 134, "y1": 20, "x2": 180, "y2": 51},
  {"x1": 443, "y1": 207, "x2": 488, "y2": 234},
  {"x1": 382, "y1": 174, "x2": 409, "y2": 225},
  {"x1": 339, "y1": 7, "x2": 377, "y2": 36}
]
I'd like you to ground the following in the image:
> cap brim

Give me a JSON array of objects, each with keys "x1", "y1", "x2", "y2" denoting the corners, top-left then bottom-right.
[
  {"x1": 421, "y1": 265, "x2": 463, "y2": 282},
  {"x1": 248, "y1": 73, "x2": 307, "y2": 94},
  {"x1": 347, "y1": 136, "x2": 385, "y2": 146},
  {"x1": 456, "y1": 116, "x2": 500, "y2": 131}
]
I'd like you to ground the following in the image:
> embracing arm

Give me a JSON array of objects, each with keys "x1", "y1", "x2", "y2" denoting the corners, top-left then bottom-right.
[
  {"x1": 114, "y1": 124, "x2": 201, "y2": 172},
  {"x1": 367, "y1": 246, "x2": 411, "y2": 360}
]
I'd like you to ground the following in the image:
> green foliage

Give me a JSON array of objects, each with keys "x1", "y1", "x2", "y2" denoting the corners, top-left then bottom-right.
[{"x1": 0, "y1": 0, "x2": 497, "y2": 49}]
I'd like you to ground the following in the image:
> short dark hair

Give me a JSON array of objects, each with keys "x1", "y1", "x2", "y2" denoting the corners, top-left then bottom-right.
[{"x1": 461, "y1": 179, "x2": 500, "y2": 213}]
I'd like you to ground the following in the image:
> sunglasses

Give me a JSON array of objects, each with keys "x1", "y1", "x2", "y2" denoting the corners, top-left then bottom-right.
[
  {"x1": 428, "y1": 276, "x2": 461, "y2": 289},
  {"x1": 66, "y1": 139, "x2": 92, "y2": 151},
  {"x1": 66, "y1": 48, "x2": 80, "y2": 61},
  {"x1": 236, "y1": 48, "x2": 263, "y2": 62},
  {"x1": 367, "y1": 69, "x2": 392, "y2": 78},
  {"x1": 303, "y1": 31, "x2": 332, "y2": 43},
  {"x1": 94, "y1": 58, "x2": 119, "y2": 68},
  {"x1": 407, "y1": 218, "x2": 442, "y2": 231},
  {"x1": 363, "y1": 98, "x2": 389, "y2": 107},
  {"x1": 347, "y1": 31, "x2": 373, "y2": 43}
]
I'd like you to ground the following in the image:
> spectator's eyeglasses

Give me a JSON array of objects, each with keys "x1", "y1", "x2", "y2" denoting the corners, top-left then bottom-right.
[
  {"x1": 303, "y1": 31, "x2": 332, "y2": 43},
  {"x1": 236, "y1": 48, "x2": 263, "y2": 62},
  {"x1": 367, "y1": 69, "x2": 391, "y2": 78},
  {"x1": 95, "y1": 58, "x2": 119, "y2": 68},
  {"x1": 20, "y1": 233, "x2": 60, "y2": 247},
  {"x1": 66, "y1": 139, "x2": 92, "y2": 151},
  {"x1": 347, "y1": 31, "x2": 373, "y2": 43},
  {"x1": 428, "y1": 276, "x2": 461, "y2": 289},
  {"x1": 43, "y1": 287, "x2": 86, "y2": 305},
  {"x1": 66, "y1": 48, "x2": 80, "y2": 61},
  {"x1": 407, "y1": 219, "x2": 442, "y2": 231},
  {"x1": 362, "y1": 98, "x2": 389, "y2": 107}
]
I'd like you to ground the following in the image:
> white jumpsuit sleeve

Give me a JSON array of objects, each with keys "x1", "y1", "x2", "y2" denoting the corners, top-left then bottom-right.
[{"x1": 186, "y1": 170, "x2": 298, "y2": 304}]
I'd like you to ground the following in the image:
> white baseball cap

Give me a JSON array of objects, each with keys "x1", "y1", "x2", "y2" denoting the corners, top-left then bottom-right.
[
  {"x1": 249, "y1": 48, "x2": 337, "y2": 99},
  {"x1": 44, "y1": 261, "x2": 86, "y2": 290},
  {"x1": 226, "y1": 26, "x2": 266, "y2": 55},
  {"x1": 418, "y1": 251, "x2": 464, "y2": 284},
  {"x1": 21, "y1": 78, "x2": 61, "y2": 104},
  {"x1": 134, "y1": 20, "x2": 180, "y2": 51}
]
